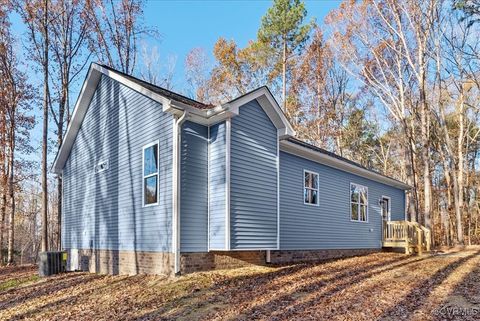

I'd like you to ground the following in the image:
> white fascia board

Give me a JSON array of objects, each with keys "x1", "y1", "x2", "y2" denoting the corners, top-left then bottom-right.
[
  {"x1": 52, "y1": 64, "x2": 294, "y2": 173},
  {"x1": 51, "y1": 63, "x2": 202, "y2": 173},
  {"x1": 52, "y1": 66, "x2": 102, "y2": 173},
  {"x1": 97, "y1": 64, "x2": 206, "y2": 116},
  {"x1": 95, "y1": 64, "x2": 172, "y2": 106},
  {"x1": 222, "y1": 88, "x2": 295, "y2": 137},
  {"x1": 186, "y1": 88, "x2": 295, "y2": 136},
  {"x1": 280, "y1": 140, "x2": 411, "y2": 190}
]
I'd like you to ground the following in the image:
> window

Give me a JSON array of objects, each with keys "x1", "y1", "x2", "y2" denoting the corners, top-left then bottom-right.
[
  {"x1": 143, "y1": 142, "x2": 159, "y2": 206},
  {"x1": 304, "y1": 170, "x2": 319, "y2": 205},
  {"x1": 350, "y1": 183, "x2": 368, "y2": 222}
]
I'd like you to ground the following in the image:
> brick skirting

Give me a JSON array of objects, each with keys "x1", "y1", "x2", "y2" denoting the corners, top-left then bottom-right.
[
  {"x1": 64, "y1": 248, "x2": 379, "y2": 276},
  {"x1": 65, "y1": 248, "x2": 174, "y2": 276},
  {"x1": 269, "y1": 248, "x2": 379, "y2": 264},
  {"x1": 180, "y1": 251, "x2": 266, "y2": 273}
]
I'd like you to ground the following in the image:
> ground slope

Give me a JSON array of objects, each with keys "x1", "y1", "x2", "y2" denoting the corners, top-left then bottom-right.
[{"x1": 1, "y1": 250, "x2": 479, "y2": 320}]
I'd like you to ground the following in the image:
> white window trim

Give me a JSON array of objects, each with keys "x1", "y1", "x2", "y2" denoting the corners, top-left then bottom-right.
[
  {"x1": 381, "y1": 195, "x2": 391, "y2": 221},
  {"x1": 350, "y1": 182, "x2": 368, "y2": 223},
  {"x1": 142, "y1": 140, "x2": 160, "y2": 207},
  {"x1": 303, "y1": 169, "x2": 320, "y2": 206}
]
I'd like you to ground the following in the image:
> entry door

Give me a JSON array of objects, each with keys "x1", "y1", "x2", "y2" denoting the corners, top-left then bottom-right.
[{"x1": 381, "y1": 197, "x2": 391, "y2": 222}]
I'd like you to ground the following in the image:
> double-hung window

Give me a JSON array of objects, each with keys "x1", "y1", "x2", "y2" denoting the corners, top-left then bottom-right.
[
  {"x1": 350, "y1": 183, "x2": 368, "y2": 222},
  {"x1": 304, "y1": 170, "x2": 319, "y2": 205},
  {"x1": 143, "y1": 142, "x2": 159, "y2": 206}
]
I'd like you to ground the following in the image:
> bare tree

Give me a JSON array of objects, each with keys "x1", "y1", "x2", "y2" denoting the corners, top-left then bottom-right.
[
  {"x1": 185, "y1": 47, "x2": 210, "y2": 101},
  {"x1": 17, "y1": 0, "x2": 51, "y2": 252},
  {"x1": 0, "y1": 1, "x2": 34, "y2": 263},
  {"x1": 140, "y1": 43, "x2": 176, "y2": 90},
  {"x1": 326, "y1": 0, "x2": 441, "y2": 226},
  {"x1": 84, "y1": 0, "x2": 156, "y2": 74},
  {"x1": 49, "y1": 0, "x2": 90, "y2": 250}
]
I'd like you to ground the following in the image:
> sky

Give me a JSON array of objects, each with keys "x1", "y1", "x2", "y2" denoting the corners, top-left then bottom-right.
[
  {"x1": 144, "y1": 0, "x2": 342, "y2": 90},
  {"x1": 11, "y1": 0, "x2": 342, "y2": 164}
]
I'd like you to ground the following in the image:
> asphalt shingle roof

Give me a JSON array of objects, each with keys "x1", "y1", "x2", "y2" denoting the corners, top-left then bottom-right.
[{"x1": 99, "y1": 64, "x2": 212, "y2": 109}]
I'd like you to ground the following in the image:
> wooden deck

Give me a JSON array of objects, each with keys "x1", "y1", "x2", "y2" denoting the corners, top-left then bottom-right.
[{"x1": 382, "y1": 220, "x2": 431, "y2": 254}]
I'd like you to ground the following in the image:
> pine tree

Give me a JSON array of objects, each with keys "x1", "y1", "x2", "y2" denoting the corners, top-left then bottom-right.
[{"x1": 256, "y1": 0, "x2": 314, "y2": 109}]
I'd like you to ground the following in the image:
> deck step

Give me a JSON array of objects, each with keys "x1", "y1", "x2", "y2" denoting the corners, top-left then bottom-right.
[
  {"x1": 383, "y1": 220, "x2": 431, "y2": 254},
  {"x1": 383, "y1": 241, "x2": 408, "y2": 248}
]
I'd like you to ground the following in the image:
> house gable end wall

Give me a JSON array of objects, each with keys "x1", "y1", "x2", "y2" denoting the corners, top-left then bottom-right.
[{"x1": 62, "y1": 74, "x2": 174, "y2": 274}]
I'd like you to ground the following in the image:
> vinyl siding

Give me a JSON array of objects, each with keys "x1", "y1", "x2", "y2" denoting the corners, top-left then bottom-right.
[
  {"x1": 62, "y1": 74, "x2": 173, "y2": 253},
  {"x1": 230, "y1": 100, "x2": 278, "y2": 249},
  {"x1": 208, "y1": 122, "x2": 227, "y2": 250},
  {"x1": 279, "y1": 151, "x2": 406, "y2": 250},
  {"x1": 180, "y1": 121, "x2": 208, "y2": 252}
]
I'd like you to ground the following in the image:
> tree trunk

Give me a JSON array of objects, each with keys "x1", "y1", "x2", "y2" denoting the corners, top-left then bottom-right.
[
  {"x1": 468, "y1": 210, "x2": 472, "y2": 246},
  {"x1": 0, "y1": 190, "x2": 5, "y2": 264},
  {"x1": 0, "y1": 112, "x2": 5, "y2": 264},
  {"x1": 56, "y1": 75, "x2": 67, "y2": 251},
  {"x1": 419, "y1": 61, "x2": 432, "y2": 230},
  {"x1": 402, "y1": 141, "x2": 415, "y2": 221},
  {"x1": 451, "y1": 168, "x2": 464, "y2": 244},
  {"x1": 7, "y1": 148, "x2": 14, "y2": 264},
  {"x1": 457, "y1": 87, "x2": 465, "y2": 244},
  {"x1": 475, "y1": 206, "x2": 479, "y2": 243},
  {"x1": 282, "y1": 37, "x2": 287, "y2": 110},
  {"x1": 405, "y1": 123, "x2": 420, "y2": 222},
  {"x1": 41, "y1": 0, "x2": 49, "y2": 253}
]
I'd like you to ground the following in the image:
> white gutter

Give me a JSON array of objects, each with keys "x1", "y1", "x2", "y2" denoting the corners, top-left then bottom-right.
[
  {"x1": 172, "y1": 110, "x2": 188, "y2": 275},
  {"x1": 53, "y1": 66, "x2": 294, "y2": 174},
  {"x1": 280, "y1": 140, "x2": 411, "y2": 190}
]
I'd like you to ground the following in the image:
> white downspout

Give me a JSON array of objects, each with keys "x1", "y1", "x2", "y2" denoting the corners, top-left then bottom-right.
[{"x1": 173, "y1": 111, "x2": 188, "y2": 275}]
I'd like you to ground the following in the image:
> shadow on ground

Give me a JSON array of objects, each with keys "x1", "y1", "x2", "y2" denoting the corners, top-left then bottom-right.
[{"x1": 1, "y1": 251, "x2": 480, "y2": 321}]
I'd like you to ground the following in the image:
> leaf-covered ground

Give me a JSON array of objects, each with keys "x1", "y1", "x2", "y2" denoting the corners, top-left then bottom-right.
[{"x1": 1, "y1": 249, "x2": 480, "y2": 320}]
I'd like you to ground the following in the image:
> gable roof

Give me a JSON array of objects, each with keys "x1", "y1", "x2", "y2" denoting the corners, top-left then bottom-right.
[
  {"x1": 52, "y1": 63, "x2": 295, "y2": 173},
  {"x1": 97, "y1": 64, "x2": 211, "y2": 109},
  {"x1": 51, "y1": 63, "x2": 410, "y2": 190},
  {"x1": 280, "y1": 138, "x2": 411, "y2": 190},
  {"x1": 218, "y1": 86, "x2": 295, "y2": 138}
]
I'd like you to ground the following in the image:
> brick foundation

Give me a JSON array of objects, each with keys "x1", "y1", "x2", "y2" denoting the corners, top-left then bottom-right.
[
  {"x1": 269, "y1": 248, "x2": 379, "y2": 264},
  {"x1": 65, "y1": 249, "x2": 174, "y2": 276},
  {"x1": 180, "y1": 251, "x2": 266, "y2": 273},
  {"x1": 65, "y1": 248, "x2": 379, "y2": 276}
]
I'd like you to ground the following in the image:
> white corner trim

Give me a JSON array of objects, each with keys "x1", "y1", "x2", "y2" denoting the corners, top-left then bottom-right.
[
  {"x1": 225, "y1": 118, "x2": 231, "y2": 251},
  {"x1": 172, "y1": 111, "x2": 188, "y2": 274},
  {"x1": 61, "y1": 169, "x2": 64, "y2": 251},
  {"x1": 207, "y1": 125, "x2": 211, "y2": 251},
  {"x1": 172, "y1": 118, "x2": 178, "y2": 263},
  {"x1": 276, "y1": 131, "x2": 280, "y2": 250}
]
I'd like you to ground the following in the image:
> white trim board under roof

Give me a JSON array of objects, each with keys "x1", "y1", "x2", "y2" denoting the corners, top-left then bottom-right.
[
  {"x1": 164, "y1": 86, "x2": 295, "y2": 138},
  {"x1": 52, "y1": 63, "x2": 295, "y2": 173},
  {"x1": 52, "y1": 62, "x2": 410, "y2": 192},
  {"x1": 280, "y1": 138, "x2": 411, "y2": 190}
]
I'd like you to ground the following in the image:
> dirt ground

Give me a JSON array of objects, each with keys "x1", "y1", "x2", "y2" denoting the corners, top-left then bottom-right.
[{"x1": 1, "y1": 249, "x2": 480, "y2": 320}]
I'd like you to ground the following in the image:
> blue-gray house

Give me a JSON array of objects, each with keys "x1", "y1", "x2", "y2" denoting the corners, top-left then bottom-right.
[{"x1": 53, "y1": 63, "x2": 425, "y2": 276}]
